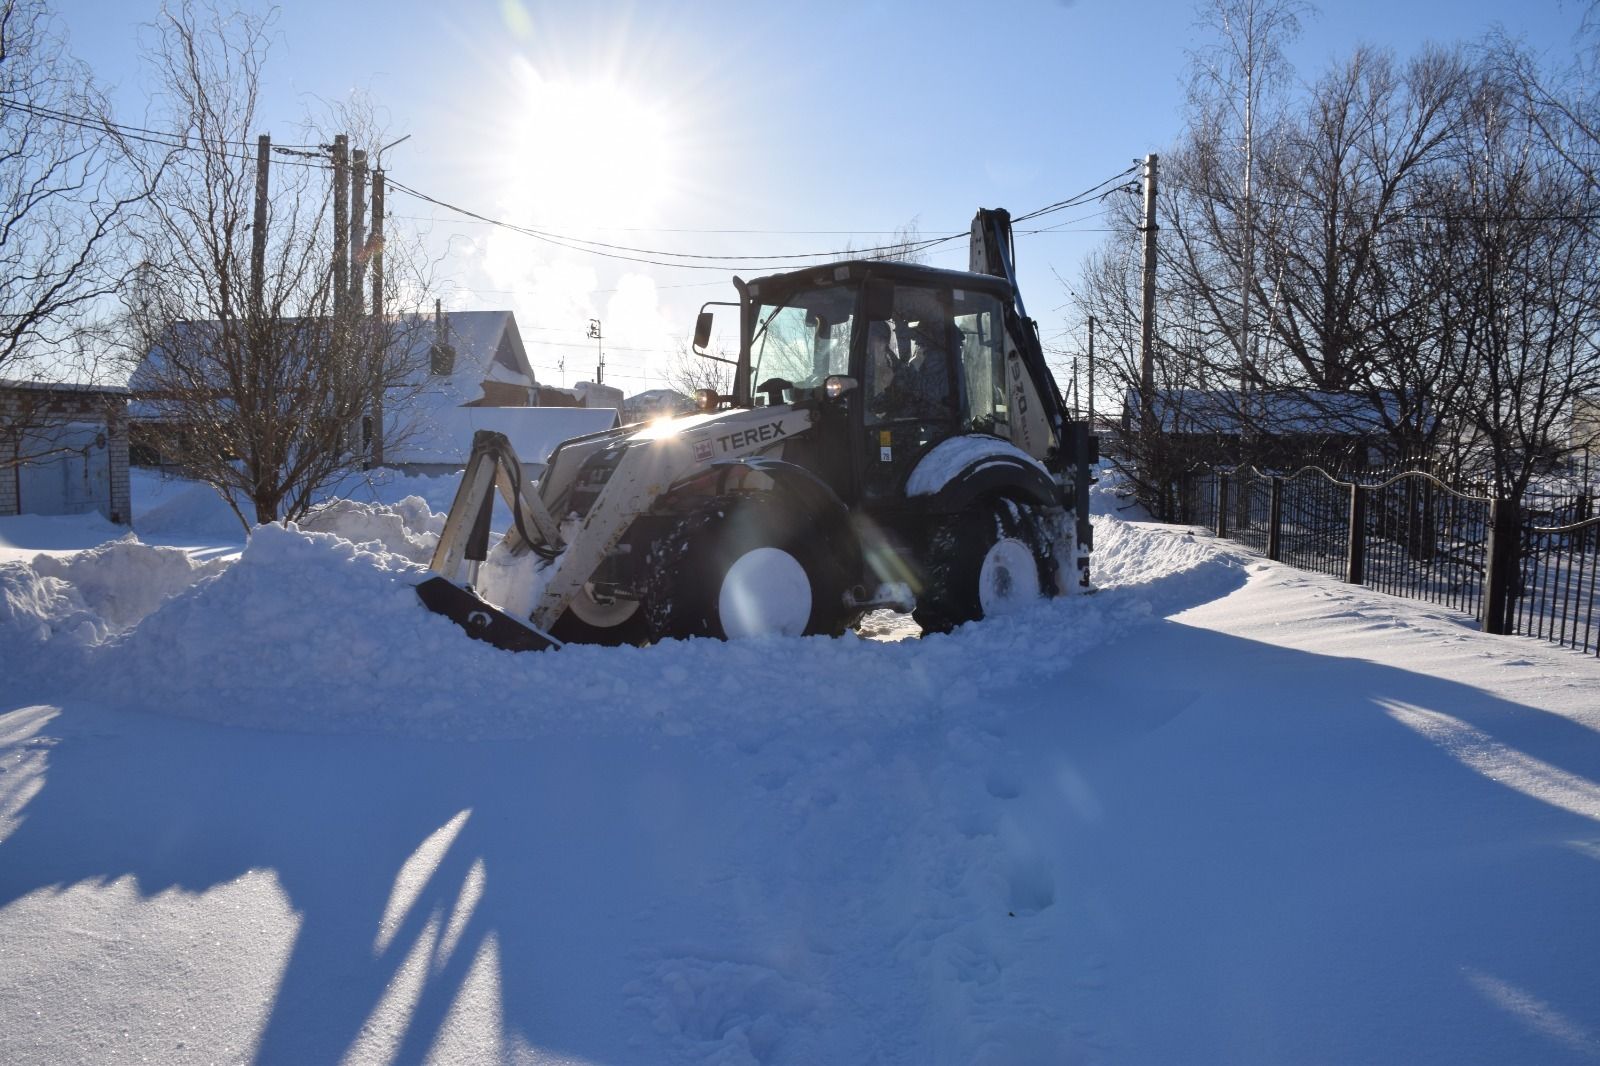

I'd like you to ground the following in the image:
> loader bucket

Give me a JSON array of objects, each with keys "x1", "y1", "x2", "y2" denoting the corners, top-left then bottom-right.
[{"x1": 415, "y1": 575, "x2": 561, "y2": 653}]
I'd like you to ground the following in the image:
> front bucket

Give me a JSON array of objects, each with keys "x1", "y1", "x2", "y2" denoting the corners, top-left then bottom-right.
[{"x1": 415, "y1": 576, "x2": 561, "y2": 652}]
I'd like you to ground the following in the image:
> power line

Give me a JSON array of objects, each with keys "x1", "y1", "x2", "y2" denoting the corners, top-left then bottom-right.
[
  {"x1": 385, "y1": 176, "x2": 968, "y2": 267},
  {"x1": 1164, "y1": 175, "x2": 1600, "y2": 224},
  {"x1": 380, "y1": 164, "x2": 1138, "y2": 272},
  {"x1": 11, "y1": 93, "x2": 1138, "y2": 272},
  {"x1": 4, "y1": 98, "x2": 334, "y2": 169}
]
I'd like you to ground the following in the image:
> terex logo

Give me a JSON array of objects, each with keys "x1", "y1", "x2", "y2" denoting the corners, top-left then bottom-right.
[{"x1": 716, "y1": 421, "x2": 788, "y2": 453}]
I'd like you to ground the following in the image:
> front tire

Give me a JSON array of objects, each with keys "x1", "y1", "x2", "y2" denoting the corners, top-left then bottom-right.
[
  {"x1": 646, "y1": 495, "x2": 853, "y2": 642},
  {"x1": 912, "y1": 498, "x2": 1058, "y2": 634},
  {"x1": 549, "y1": 585, "x2": 648, "y2": 646}
]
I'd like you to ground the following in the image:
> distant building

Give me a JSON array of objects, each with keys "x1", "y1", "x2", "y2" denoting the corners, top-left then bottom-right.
[
  {"x1": 624, "y1": 388, "x2": 694, "y2": 423},
  {"x1": 1, "y1": 379, "x2": 131, "y2": 524},
  {"x1": 1124, "y1": 387, "x2": 1393, "y2": 469},
  {"x1": 128, "y1": 307, "x2": 628, "y2": 477},
  {"x1": 382, "y1": 309, "x2": 622, "y2": 475}
]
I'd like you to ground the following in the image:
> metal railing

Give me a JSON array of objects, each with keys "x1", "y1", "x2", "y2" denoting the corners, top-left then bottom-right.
[
  {"x1": 1512, "y1": 512, "x2": 1600, "y2": 656},
  {"x1": 1184, "y1": 466, "x2": 1597, "y2": 656}
]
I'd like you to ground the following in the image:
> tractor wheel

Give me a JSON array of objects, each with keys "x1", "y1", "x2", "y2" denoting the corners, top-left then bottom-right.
[
  {"x1": 549, "y1": 585, "x2": 649, "y2": 647},
  {"x1": 912, "y1": 498, "x2": 1059, "y2": 634},
  {"x1": 646, "y1": 495, "x2": 852, "y2": 642}
]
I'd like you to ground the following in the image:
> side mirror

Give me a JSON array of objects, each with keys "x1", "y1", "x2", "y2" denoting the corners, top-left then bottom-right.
[
  {"x1": 693, "y1": 311, "x2": 713, "y2": 352},
  {"x1": 823, "y1": 375, "x2": 858, "y2": 401}
]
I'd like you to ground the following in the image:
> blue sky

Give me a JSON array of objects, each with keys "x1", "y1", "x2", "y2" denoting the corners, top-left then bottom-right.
[{"x1": 57, "y1": 0, "x2": 1591, "y2": 398}]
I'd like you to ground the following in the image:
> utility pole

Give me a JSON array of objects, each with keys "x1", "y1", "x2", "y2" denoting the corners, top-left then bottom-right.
[
  {"x1": 369, "y1": 167, "x2": 385, "y2": 466},
  {"x1": 332, "y1": 135, "x2": 348, "y2": 316},
  {"x1": 251, "y1": 134, "x2": 269, "y2": 318},
  {"x1": 1070, "y1": 356, "x2": 1080, "y2": 419},
  {"x1": 588, "y1": 318, "x2": 604, "y2": 385},
  {"x1": 350, "y1": 148, "x2": 366, "y2": 316},
  {"x1": 1087, "y1": 313, "x2": 1096, "y2": 428},
  {"x1": 1139, "y1": 153, "x2": 1159, "y2": 438}
]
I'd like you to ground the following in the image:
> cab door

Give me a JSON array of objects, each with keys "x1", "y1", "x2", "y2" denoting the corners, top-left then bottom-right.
[{"x1": 856, "y1": 282, "x2": 1012, "y2": 500}]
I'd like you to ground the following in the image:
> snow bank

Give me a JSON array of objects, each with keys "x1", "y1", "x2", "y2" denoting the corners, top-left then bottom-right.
[
  {"x1": 82, "y1": 510, "x2": 1245, "y2": 740},
  {"x1": 0, "y1": 512, "x2": 124, "y2": 558},
  {"x1": 130, "y1": 469, "x2": 250, "y2": 541},
  {"x1": 300, "y1": 497, "x2": 441, "y2": 564},
  {"x1": 1, "y1": 540, "x2": 230, "y2": 696},
  {"x1": 329, "y1": 468, "x2": 467, "y2": 516},
  {"x1": 29, "y1": 538, "x2": 231, "y2": 630}
]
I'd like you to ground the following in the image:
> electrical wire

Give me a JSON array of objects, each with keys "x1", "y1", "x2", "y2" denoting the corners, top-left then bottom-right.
[
  {"x1": 4, "y1": 98, "x2": 335, "y2": 169},
  {"x1": 384, "y1": 177, "x2": 967, "y2": 266},
  {"x1": 382, "y1": 167, "x2": 1134, "y2": 274},
  {"x1": 1163, "y1": 175, "x2": 1600, "y2": 224}
]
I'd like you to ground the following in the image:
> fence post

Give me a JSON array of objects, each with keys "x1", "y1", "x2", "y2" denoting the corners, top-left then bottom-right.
[
  {"x1": 1216, "y1": 471, "x2": 1229, "y2": 539},
  {"x1": 1346, "y1": 482, "x2": 1366, "y2": 585},
  {"x1": 1267, "y1": 476, "x2": 1284, "y2": 561},
  {"x1": 1481, "y1": 497, "x2": 1519, "y2": 635}
]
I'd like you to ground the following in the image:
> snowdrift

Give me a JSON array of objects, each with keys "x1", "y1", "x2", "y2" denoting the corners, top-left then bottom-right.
[{"x1": 3, "y1": 494, "x2": 1245, "y2": 738}]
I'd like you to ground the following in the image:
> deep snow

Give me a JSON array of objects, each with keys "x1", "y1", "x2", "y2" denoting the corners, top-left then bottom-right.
[{"x1": 1, "y1": 471, "x2": 1598, "y2": 1064}]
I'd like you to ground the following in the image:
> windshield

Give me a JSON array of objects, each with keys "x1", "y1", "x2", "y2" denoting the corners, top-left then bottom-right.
[{"x1": 750, "y1": 284, "x2": 856, "y2": 391}]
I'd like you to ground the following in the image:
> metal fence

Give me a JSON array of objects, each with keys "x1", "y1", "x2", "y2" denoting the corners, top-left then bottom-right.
[{"x1": 1184, "y1": 466, "x2": 1599, "y2": 657}]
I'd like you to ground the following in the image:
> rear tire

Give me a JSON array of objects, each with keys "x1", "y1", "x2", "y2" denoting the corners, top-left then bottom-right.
[
  {"x1": 646, "y1": 495, "x2": 852, "y2": 642},
  {"x1": 912, "y1": 498, "x2": 1058, "y2": 634}
]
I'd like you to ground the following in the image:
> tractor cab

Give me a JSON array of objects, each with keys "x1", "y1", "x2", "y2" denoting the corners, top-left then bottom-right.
[{"x1": 696, "y1": 258, "x2": 1063, "y2": 507}]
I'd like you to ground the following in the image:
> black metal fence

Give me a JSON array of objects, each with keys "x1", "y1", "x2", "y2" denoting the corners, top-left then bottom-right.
[{"x1": 1183, "y1": 466, "x2": 1599, "y2": 657}]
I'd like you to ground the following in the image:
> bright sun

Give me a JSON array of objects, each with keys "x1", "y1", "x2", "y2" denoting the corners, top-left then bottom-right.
[{"x1": 506, "y1": 67, "x2": 677, "y2": 230}]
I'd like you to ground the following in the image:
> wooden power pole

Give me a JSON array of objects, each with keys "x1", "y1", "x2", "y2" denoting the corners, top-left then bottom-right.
[
  {"x1": 332, "y1": 134, "x2": 348, "y2": 316},
  {"x1": 1139, "y1": 153, "x2": 1159, "y2": 437},
  {"x1": 1087, "y1": 314, "x2": 1096, "y2": 428},
  {"x1": 369, "y1": 168, "x2": 385, "y2": 466},
  {"x1": 350, "y1": 148, "x2": 367, "y2": 316},
  {"x1": 251, "y1": 135, "x2": 270, "y2": 317}
]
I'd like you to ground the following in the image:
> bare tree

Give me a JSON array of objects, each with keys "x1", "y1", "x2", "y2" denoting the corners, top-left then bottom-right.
[
  {"x1": 1442, "y1": 63, "x2": 1600, "y2": 500},
  {"x1": 840, "y1": 217, "x2": 929, "y2": 264},
  {"x1": 664, "y1": 340, "x2": 733, "y2": 399},
  {"x1": 1187, "y1": 0, "x2": 1310, "y2": 398},
  {"x1": 0, "y1": 0, "x2": 159, "y2": 474},
  {"x1": 121, "y1": 1, "x2": 431, "y2": 530}
]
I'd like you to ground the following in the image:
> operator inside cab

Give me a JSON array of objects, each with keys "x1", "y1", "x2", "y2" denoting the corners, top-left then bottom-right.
[{"x1": 865, "y1": 314, "x2": 954, "y2": 423}]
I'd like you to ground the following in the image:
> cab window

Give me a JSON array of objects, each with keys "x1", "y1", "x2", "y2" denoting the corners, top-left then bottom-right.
[
  {"x1": 954, "y1": 290, "x2": 1008, "y2": 436},
  {"x1": 863, "y1": 284, "x2": 954, "y2": 425},
  {"x1": 751, "y1": 285, "x2": 855, "y2": 392}
]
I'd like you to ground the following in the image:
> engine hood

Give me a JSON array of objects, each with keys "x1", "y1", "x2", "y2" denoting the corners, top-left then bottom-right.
[{"x1": 624, "y1": 406, "x2": 778, "y2": 443}]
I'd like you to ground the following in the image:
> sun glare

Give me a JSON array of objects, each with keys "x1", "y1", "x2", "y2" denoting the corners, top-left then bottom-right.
[{"x1": 506, "y1": 67, "x2": 678, "y2": 228}]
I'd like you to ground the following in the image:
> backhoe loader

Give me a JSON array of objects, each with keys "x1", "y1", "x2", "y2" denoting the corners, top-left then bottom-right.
[{"x1": 416, "y1": 208, "x2": 1097, "y2": 650}]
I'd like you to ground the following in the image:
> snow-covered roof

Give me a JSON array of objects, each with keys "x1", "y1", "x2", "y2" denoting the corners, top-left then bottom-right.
[
  {"x1": 384, "y1": 405, "x2": 621, "y2": 468},
  {"x1": 0, "y1": 378, "x2": 129, "y2": 396},
  {"x1": 128, "y1": 310, "x2": 538, "y2": 420},
  {"x1": 1128, "y1": 388, "x2": 1395, "y2": 436},
  {"x1": 392, "y1": 310, "x2": 537, "y2": 414}
]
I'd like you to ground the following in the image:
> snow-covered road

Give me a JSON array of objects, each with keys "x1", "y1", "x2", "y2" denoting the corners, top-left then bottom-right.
[{"x1": 2, "y1": 486, "x2": 1598, "y2": 1064}]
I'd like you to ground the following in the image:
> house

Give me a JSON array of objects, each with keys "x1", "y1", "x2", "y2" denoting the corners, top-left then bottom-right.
[
  {"x1": 381, "y1": 308, "x2": 622, "y2": 476},
  {"x1": 625, "y1": 388, "x2": 694, "y2": 423},
  {"x1": 1123, "y1": 387, "x2": 1393, "y2": 469},
  {"x1": 1, "y1": 379, "x2": 131, "y2": 524},
  {"x1": 127, "y1": 306, "x2": 626, "y2": 478}
]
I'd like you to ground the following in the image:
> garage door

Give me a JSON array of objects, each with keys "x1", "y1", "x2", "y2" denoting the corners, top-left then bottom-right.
[{"x1": 17, "y1": 422, "x2": 110, "y2": 517}]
